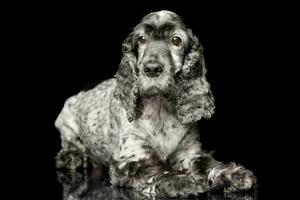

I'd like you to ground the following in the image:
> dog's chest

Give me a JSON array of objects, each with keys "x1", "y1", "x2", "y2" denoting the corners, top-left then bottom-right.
[{"x1": 134, "y1": 98, "x2": 187, "y2": 159}]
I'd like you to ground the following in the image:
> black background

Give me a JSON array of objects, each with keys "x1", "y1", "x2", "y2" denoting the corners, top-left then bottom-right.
[{"x1": 7, "y1": 1, "x2": 295, "y2": 199}]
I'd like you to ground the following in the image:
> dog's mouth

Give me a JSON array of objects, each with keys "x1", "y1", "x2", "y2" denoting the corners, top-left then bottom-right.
[
  {"x1": 142, "y1": 86, "x2": 162, "y2": 97},
  {"x1": 138, "y1": 71, "x2": 175, "y2": 99},
  {"x1": 141, "y1": 85, "x2": 175, "y2": 100}
]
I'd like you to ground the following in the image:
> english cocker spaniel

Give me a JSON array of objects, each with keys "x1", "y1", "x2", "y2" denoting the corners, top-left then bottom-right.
[{"x1": 55, "y1": 10, "x2": 256, "y2": 198}]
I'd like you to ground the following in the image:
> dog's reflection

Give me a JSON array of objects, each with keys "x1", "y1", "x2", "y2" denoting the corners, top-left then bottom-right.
[{"x1": 57, "y1": 166, "x2": 257, "y2": 200}]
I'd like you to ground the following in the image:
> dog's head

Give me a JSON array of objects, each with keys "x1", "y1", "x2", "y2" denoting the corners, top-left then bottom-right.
[{"x1": 114, "y1": 10, "x2": 215, "y2": 124}]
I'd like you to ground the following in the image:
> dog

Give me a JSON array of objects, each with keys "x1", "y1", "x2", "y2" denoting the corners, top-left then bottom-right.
[{"x1": 55, "y1": 10, "x2": 256, "y2": 198}]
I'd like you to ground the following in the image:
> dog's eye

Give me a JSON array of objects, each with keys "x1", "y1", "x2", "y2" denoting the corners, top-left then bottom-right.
[
  {"x1": 137, "y1": 36, "x2": 147, "y2": 45},
  {"x1": 171, "y1": 36, "x2": 182, "y2": 46}
]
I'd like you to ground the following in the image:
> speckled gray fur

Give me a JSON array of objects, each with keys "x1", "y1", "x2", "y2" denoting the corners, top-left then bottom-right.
[{"x1": 55, "y1": 10, "x2": 256, "y2": 198}]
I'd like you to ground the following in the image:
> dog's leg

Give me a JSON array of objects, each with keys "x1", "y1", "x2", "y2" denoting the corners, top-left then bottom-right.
[
  {"x1": 55, "y1": 96, "x2": 88, "y2": 170},
  {"x1": 170, "y1": 130, "x2": 257, "y2": 193},
  {"x1": 109, "y1": 156, "x2": 209, "y2": 198},
  {"x1": 206, "y1": 161, "x2": 257, "y2": 193},
  {"x1": 176, "y1": 151, "x2": 256, "y2": 192},
  {"x1": 55, "y1": 131, "x2": 88, "y2": 170},
  {"x1": 174, "y1": 151, "x2": 256, "y2": 193},
  {"x1": 108, "y1": 134, "x2": 208, "y2": 198},
  {"x1": 55, "y1": 145, "x2": 87, "y2": 170}
]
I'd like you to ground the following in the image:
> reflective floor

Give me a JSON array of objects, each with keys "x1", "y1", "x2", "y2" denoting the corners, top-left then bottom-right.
[{"x1": 56, "y1": 166, "x2": 258, "y2": 200}]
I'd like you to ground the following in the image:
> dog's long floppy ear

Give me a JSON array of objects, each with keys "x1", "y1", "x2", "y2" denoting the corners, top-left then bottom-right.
[
  {"x1": 174, "y1": 31, "x2": 215, "y2": 124},
  {"x1": 114, "y1": 33, "x2": 140, "y2": 122}
]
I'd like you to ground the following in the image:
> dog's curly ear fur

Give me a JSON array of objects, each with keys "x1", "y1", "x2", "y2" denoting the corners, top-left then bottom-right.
[
  {"x1": 174, "y1": 31, "x2": 215, "y2": 124},
  {"x1": 114, "y1": 34, "x2": 140, "y2": 122}
]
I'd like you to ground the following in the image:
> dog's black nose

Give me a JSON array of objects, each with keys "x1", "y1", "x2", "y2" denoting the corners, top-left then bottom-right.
[{"x1": 144, "y1": 63, "x2": 164, "y2": 77}]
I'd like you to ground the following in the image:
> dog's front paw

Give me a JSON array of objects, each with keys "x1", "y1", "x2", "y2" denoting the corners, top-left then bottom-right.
[
  {"x1": 223, "y1": 167, "x2": 257, "y2": 193},
  {"x1": 56, "y1": 150, "x2": 87, "y2": 170},
  {"x1": 157, "y1": 172, "x2": 209, "y2": 198}
]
